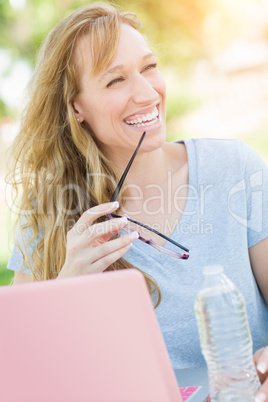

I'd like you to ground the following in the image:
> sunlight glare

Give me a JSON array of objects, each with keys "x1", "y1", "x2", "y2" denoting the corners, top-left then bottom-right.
[{"x1": 9, "y1": 0, "x2": 26, "y2": 11}]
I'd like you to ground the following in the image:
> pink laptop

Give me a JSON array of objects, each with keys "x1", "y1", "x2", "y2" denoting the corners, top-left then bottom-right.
[{"x1": 0, "y1": 269, "x2": 208, "y2": 402}]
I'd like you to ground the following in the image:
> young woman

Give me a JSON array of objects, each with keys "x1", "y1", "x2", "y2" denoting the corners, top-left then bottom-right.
[{"x1": 7, "y1": 3, "x2": 268, "y2": 399}]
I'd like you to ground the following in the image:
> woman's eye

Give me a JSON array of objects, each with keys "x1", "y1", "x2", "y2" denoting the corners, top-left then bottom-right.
[
  {"x1": 106, "y1": 77, "x2": 124, "y2": 88},
  {"x1": 143, "y1": 63, "x2": 158, "y2": 71},
  {"x1": 106, "y1": 64, "x2": 157, "y2": 87}
]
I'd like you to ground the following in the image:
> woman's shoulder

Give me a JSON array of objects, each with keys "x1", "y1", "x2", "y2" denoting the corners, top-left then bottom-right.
[
  {"x1": 174, "y1": 137, "x2": 268, "y2": 186},
  {"x1": 182, "y1": 137, "x2": 247, "y2": 154},
  {"x1": 181, "y1": 137, "x2": 262, "y2": 168}
]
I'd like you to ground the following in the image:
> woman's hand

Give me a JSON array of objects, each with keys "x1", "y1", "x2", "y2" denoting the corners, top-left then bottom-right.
[
  {"x1": 58, "y1": 201, "x2": 138, "y2": 279},
  {"x1": 254, "y1": 347, "x2": 268, "y2": 401}
]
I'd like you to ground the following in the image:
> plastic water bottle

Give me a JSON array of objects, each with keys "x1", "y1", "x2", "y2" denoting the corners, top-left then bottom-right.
[{"x1": 194, "y1": 265, "x2": 261, "y2": 401}]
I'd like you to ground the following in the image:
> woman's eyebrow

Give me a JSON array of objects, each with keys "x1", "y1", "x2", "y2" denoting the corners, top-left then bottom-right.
[
  {"x1": 99, "y1": 64, "x2": 124, "y2": 81},
  {"x1": 98, "y1": 52, "x2": 156, "y2": 82}
]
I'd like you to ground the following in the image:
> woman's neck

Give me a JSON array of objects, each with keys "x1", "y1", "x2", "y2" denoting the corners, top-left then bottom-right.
[{"x1": 112, "y1": 141, "x2": 187, "y2": 198}]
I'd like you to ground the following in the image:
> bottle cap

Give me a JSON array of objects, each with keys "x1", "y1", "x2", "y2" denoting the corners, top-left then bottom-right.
[{"x1": 203, "y1": 265, "x2": 223, "y2": 275}]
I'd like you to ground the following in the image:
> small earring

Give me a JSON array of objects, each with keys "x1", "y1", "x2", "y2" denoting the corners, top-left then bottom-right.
[{"x1": 77, "y1": 118, "x2": 80, "y2": 122}]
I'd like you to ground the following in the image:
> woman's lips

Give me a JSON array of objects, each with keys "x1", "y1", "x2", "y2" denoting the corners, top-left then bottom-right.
[
  {"x1": 123, "y1": 108, "x2": 161, "y2": 132},
  {"x1": 124, "y1": 105, "x2": 159, "y2": 126}
]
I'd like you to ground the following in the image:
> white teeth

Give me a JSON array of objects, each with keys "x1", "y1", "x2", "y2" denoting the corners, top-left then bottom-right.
[
  {"x1": 125, "y1": 106, "x2": 159, "y2": 126},
  {"x1": 152, "y1": 109, "x2": 158, "y2": 119},
  {"x1": 127, "y1": 117, "x2": 158, "y2": 128}
]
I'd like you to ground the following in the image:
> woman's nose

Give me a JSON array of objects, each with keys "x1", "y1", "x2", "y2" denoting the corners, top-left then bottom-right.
[{"x1": 131, "y1": 75, "x2": 159, "y2": 105}]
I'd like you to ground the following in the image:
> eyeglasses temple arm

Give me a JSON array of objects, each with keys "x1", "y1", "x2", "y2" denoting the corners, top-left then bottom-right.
[
  {"x1": 108, "y1": 130, "x2": 190, "y2": 255},
  {"x1": 110, "y1": 131, "x2": 146, "y2": 202},
  {"x1": 110, "y1": 213, "x2": 190, "y2": 254}
]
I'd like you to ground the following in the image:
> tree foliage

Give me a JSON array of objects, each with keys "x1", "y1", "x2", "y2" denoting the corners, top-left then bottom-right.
[
  {"x1": 1, "y1": 0, "x2": 266, "y2": 115},
  {"x1": 0, "y1": 0, "x2": 214, "y2": 66}
]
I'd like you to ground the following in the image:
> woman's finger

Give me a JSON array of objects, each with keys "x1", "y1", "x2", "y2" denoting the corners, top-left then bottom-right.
[
  {"x1": 69, "y1": 231, "x2": 138, "y2": 274},
  {"x1": 65, "y1": 217, "x2": 129, "y2": 263},
  {"x1": 90, "y1": 222, "x2": 128, "y2": 246},
  {"x1": 255, "y1": 347, "x2": 268, "y2": 401},
  {"x1": 90, "y1": 231, "x2": 138, "y2": 264},
  {"x1": 71, "y1": 201, "x2": 119, "y2": 235},
  {"x1": 90, "y1": 233, "x2": 139, "y2": 273},
  {"x1": 255, "y1": 380, "x2": 268, "y2": 402},
  {"x1": 84, "y1": 216, "x2": 128, "y2": 244},
  {"x1": 91, "y1": 244, "x2": 132, "y2": 273},
  {"x1": 255, "y1": 348, "x2": 268, "y2": 379},
  {"x1": 68, "y1": 217, "x2": 128, "y2": 252}
]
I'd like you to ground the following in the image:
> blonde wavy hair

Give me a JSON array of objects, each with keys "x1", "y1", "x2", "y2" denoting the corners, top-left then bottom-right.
[{"x1": 7, "y1": 2, "x2": 161, "y2": 307}]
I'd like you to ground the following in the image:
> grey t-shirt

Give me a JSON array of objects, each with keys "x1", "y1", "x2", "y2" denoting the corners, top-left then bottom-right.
[
  {"x1": 7, "y1": 138, "x2": 268, "y2": 369},
  {"x1": 123, "y1": 138, "x2": 268, "y2": 368}
]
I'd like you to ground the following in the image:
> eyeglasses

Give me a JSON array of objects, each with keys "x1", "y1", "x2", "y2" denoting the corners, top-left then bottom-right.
[{"x1": 107, "y1": 131, "x2": 190, "y2": 260}]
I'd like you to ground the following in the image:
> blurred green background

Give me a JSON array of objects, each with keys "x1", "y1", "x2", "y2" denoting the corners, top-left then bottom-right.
[{"x1": 1, "y1": 0, "x2": 268, "y2": 285}]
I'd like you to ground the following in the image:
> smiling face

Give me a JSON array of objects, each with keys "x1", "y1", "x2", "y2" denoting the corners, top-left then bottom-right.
[{"x1": 72, "y1": 23, "x2": 167, "y2": 161}]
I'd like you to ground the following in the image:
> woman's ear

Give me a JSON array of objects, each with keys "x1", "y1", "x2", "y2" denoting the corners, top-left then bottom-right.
[{"x1": 72, "y1": 100, "x2": 84, "y2": 123}]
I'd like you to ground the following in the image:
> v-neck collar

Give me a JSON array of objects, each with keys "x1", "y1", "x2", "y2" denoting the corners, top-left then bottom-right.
[{"x1": 129, "y1": 139, "x2": 198, "y2": 263}]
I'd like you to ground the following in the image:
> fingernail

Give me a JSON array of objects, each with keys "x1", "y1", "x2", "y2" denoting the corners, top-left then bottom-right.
[
  {"x1": 119, "y1": 216, "x2": 128, "y2": 224},
  {"x1": 255, "y1": 392, "x2": 266, "y2": 402},
  {"x1": 109, "y1": 201, "x2": 119, "y2": 209},
  {"x1": 257, "y1": 362, "x2": 267, "y2": 374},
  {"x1": 128, "y1": 231, "x2": 139, "y2": 240}
]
